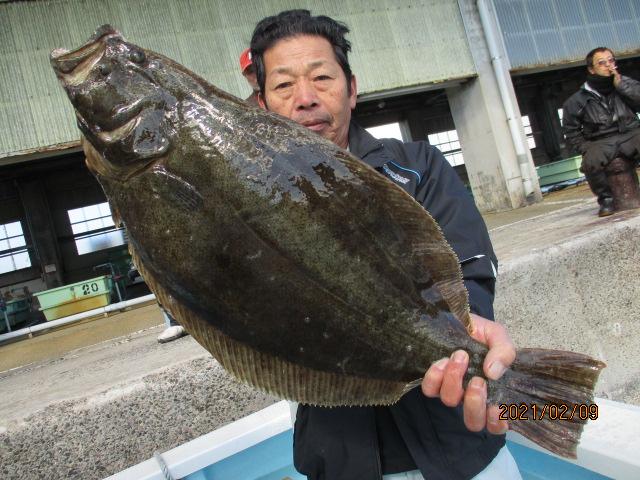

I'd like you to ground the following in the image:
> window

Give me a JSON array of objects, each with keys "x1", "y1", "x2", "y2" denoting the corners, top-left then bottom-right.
[
  {"x1": 67, "y1": 202, "x2": 126, "y2": 255},
  {"x1": 521, "y1": 115, "x2": 536, "y2": 149},
  {"x1": 0, "y1": 221, "x2": 31, "y2": 274},
  {"x1": 366, "y1": 122, "x2": 405, "y2": 141},
  {"x1": 428, "y1": 129, "x2": 465, "y2": 166},
  {"x1": 430, "y1": 118, "x2": 536, "y2": 168}
]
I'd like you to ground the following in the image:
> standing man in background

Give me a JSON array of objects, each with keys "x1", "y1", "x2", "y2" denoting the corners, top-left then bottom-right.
[{"x1": 562, "y1": 47, "x2": 640, "y2": 217}]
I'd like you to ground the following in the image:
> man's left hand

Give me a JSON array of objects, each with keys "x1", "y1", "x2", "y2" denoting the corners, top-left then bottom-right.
[{"x1": 421, "y1": 313, "x2": 516, "y2": 434}]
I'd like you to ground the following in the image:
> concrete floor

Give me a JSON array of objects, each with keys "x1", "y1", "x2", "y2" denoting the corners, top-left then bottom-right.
[
  {"x1": 0, "y1": 301, "x2": 163, "y2": 372},
  {"x1": 483, "y1": 181, "x2": 593, "y2": 230}
]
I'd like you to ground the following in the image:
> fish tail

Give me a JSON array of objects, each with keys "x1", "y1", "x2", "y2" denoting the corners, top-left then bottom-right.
[{"x1": 489, "y1": 348, "x2": 606, "y2": 459}]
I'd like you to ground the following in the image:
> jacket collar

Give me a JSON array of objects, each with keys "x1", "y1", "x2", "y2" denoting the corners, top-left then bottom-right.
[
  {"x1": 347, "y1": 121, "x2": 395, "y2": 168},
  {"x1": 582, "y1": 81, "x2": 603, "y2": 98}
]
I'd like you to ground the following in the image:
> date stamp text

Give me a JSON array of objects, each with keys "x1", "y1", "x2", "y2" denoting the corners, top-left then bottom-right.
[{"x1": 498, "y1": 403, "x2": 599, "y2": 421}]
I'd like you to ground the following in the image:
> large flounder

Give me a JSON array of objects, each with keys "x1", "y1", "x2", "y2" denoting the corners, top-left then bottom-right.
[{"x1": 51, "y1": 26, "x2": 604, "y2": 458}]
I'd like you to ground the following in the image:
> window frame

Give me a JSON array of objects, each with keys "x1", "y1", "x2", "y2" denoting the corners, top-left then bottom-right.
[
  {"x1": 67, "y1": 202, "x2": 127, "y2": 256},
  {"x1": 0, "y1": 220, "x2": 32, "y2": 275}
]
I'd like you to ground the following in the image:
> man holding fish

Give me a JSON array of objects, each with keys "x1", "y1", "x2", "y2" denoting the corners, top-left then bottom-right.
[
  {"x1": 249, "y1": 9, "x2": 520, "y2": 480},
  {"x1": 51, "y1": 11, "x2": 603, "y2": 479}
]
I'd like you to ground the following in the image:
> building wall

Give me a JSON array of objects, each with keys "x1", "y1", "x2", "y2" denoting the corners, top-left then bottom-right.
[
  {"x1": 3, "y1": 1, "x2": 640, "y2": 293},
  {"x1": 0, "y1": 0, "x2": 474, "y2": 159},
  {"x1": 494, "y1": 0, "x2": 640, "y2": 72}
]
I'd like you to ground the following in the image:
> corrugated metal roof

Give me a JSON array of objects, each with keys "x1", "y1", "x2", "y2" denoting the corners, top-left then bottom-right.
[
  {"x1": 0, "y1": 0, "x2": 474, "y2": 159},
  {"x1": 494, "y1": 0, "x2": 640, "y2": 71}
]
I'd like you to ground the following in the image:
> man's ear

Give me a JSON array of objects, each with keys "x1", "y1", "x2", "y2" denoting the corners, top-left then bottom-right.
[
  {"x1": 349, "y1": 74, "x2": 358, "y2": 110},
  {"x1": 258, "y1": 92, "x2": 268, "y2": 110},
  {"x1": 587, "y1": 66, "x2": 595, "y2": 75}
]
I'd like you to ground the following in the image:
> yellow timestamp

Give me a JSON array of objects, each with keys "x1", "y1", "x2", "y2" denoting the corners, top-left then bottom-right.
[{"x1": 498, "y1": 403, "x2": 599, "y2": 421}]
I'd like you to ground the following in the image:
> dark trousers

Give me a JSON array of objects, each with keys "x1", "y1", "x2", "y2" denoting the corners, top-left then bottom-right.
[{"x1": 581, "y1": 130, "x2": 640, "y2": 204}]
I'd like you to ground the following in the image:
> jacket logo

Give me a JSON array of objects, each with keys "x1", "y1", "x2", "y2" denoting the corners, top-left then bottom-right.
[{"x1": 382, "y1": 164, "x2": 410, "y2": 185}]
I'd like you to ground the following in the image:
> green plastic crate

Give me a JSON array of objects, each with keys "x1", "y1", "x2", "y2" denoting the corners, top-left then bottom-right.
[
  {"x1": 536, "y1": 156, "x2": 583, "y2": 186},
  {"x1": 33, "y1": 275, "x2": 113, "y2": 321},
  {"x1": 6, "y1": 298, "x2": 29, "y2": 315},
  {"x1": 1, "y1": 297, "x2": 31, "y2": 332}
]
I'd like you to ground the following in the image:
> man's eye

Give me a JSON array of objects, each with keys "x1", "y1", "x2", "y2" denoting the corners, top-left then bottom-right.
[
  {"x1": 275, "y1": 82, "x2": 292, "y2": 90},
  {"x1": 315, "y1": 75, "x2": 331, "y2": 81}
]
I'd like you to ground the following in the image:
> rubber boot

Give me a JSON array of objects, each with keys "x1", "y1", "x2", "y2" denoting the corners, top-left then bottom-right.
[{"x1": 585, "y1": 170, "x2": 615, "y2": 217}]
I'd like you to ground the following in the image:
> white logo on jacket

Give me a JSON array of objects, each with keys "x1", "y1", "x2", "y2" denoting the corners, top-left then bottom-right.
[{"x1": 382, "y1": 164, "x2": 410, "y2": 184}]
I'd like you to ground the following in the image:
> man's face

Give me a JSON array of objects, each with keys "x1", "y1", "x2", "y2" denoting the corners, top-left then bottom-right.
[
  {"x1": 258, "y1": 35, "x2": 357, "y2": 149},
  {"x1": 588, "y1": 50, "x2": 616, "y2": 76}
]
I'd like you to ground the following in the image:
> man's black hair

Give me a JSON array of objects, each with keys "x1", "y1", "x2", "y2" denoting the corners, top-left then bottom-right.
[
  {"x1": 250, "y1": 10, "x2": 353, "y2": 99},
  {"x1": 586, "y1": 47, "x2": 613, "y2": 68}
]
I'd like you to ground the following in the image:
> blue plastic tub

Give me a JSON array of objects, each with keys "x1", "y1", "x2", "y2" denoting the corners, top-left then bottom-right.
[{"x1": 106, "y1": 398, "x2": 638, "y2": 480}]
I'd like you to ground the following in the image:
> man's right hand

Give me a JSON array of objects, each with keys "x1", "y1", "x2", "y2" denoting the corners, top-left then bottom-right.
[{"x1": 611, "y1": 65, "x2": 621, "y2": 87}]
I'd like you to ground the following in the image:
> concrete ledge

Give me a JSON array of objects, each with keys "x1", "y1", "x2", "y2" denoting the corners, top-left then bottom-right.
[
  {"x1": 0, "y1": 200, "x2": 638, "y2": 479},
  {"x1": 0, "y1": 343, "x2": 276, "y2": 480},
  {"x1": 492, "y1": 204, "x2": 640, "y2": 405}
]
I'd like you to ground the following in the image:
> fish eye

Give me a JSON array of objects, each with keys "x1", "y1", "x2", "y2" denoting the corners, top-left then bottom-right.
[
  {"x1": 129, "y1": 50, "x2": 146, "y2": 64},
  {"x1": 98, "y1": 63, "x2": 111, "y2": 76}
]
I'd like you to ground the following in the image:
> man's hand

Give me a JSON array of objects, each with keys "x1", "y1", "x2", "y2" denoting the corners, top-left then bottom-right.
[
  {"x1": 612, "y1": 65, "x2": 621, "y2": 87},
  {"x1": 421, "y1": 313, "x2": 516, "y2": 434}
]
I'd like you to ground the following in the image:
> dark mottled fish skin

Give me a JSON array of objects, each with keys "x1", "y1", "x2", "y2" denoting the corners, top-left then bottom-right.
[{"x1": 51, "y1": 26, "x2": 605, "y2": 459}]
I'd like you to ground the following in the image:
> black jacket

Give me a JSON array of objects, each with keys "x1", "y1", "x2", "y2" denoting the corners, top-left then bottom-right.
[
  {"x1": 293, "y1": 123, "x2": 504, "y2": 480},
  {"x1": 562, "y1": 75, "x2": 640, "y2": 154}
]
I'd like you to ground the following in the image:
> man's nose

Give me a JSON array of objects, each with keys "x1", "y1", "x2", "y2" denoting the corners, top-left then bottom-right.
[{"x1": 293, "y1": 80, "x2": 319, "y2": 110}]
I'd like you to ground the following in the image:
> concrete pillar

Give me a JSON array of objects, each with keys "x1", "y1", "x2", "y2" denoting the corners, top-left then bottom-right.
[
  {"x1": 17, "y1": 179, "x2": 63, "y2": 288},
  {"x1": 450, "y1": 0, "x2": 542, "y2": 212}
]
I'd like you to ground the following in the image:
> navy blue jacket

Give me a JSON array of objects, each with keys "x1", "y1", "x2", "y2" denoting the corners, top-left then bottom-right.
[{"x1": 293, "y1": 122, "x2": 504, "y2": 480}]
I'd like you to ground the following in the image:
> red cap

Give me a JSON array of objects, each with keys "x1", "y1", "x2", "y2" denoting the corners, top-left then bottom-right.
[{"x1": 239, "y1": 48, "x2": 252, "y2": 73}]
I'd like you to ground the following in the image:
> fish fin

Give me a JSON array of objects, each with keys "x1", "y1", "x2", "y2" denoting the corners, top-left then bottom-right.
[
  {"x1": 150, "y1": 167, "x2": 204, "y2": 212},
  {"x1": 83, "y1": 135, "x2": 111, "y2": 178},
  {"x1": 182, "y1": 306, "x2": 408, "y2": 406},
  {"x1": 401, "y1": 378, "x2": 424, "y2": 396},
  {"x1": 336, "y1": 151, "x2": 471, "y2": 332},
  {"x1": 488, "y1": 348, "x2": 606, "y2": 459},
  {"x1": 109, "y1": 202, "x2": 122, "y2": 228},
  {"x1": 131, "y1": 246, "x2": 408, "y2": 407}
]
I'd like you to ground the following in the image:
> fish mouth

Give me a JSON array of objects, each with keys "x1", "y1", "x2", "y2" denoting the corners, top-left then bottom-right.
[
  {"x1": 50, "y1": 24, "x2": 122, "y2": 85},
  {"x1": 94, "y1": 113, "x2": 140, "y2": 144}
]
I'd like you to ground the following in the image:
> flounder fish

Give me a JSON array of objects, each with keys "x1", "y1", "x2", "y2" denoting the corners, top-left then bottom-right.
[{"x1": 50, "y1": 26, "x2": 605, "y2": 458}]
